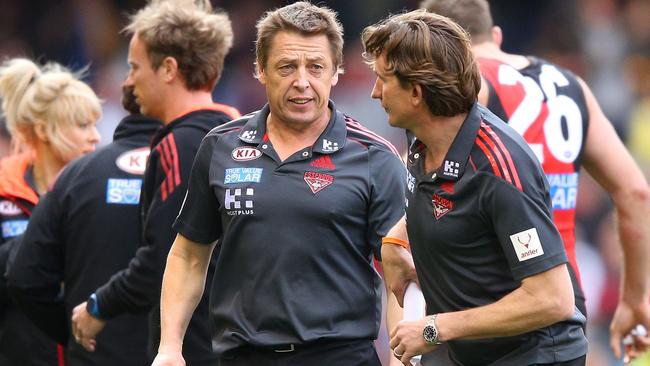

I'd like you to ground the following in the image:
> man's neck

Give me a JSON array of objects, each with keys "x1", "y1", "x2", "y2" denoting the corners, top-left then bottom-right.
[
  {"x1": 160, "y1": 89, "x2": 214, "y2": 125},
  {"x1": 266, "y1": 108, "x2": 331, "y2": 161},
  {"x1": 411, "y1": 112, "x2": 467, "y2": 173},
  {"x1": 472, "y1": 42, "x2": 531, "y2": 70}
]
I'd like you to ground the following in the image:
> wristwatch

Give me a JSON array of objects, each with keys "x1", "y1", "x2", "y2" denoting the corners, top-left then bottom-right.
[
  {"x1": 86, "y1": 293, "x2": 104, "y2": 319},
  {"x1": 423, "y1": 314, "x2": 442, "y2": 345}
]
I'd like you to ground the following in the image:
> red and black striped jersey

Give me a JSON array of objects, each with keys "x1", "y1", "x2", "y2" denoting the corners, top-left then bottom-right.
[{"x1": 479, "y1": 57, "x2": 589, "y2": 301}]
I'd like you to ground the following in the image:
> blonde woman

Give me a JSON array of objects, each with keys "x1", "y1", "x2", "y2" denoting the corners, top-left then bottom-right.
[{"x1": 0, "y1": 58, "x2": 101, "y2": 366}]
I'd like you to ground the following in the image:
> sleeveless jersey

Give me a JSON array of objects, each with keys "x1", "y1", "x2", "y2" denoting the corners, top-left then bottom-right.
[{"x1": 479, "y1": 56, "x2": 590, "y2": 311}]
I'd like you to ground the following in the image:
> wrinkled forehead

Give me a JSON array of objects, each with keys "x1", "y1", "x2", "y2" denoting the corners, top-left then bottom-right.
[{"x1": 268, "y1": 31, "x2": 334, "y2": 63}]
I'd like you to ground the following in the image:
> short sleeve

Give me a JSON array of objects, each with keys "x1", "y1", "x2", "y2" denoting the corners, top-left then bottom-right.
[
  {"x1": 368, "y1": 147, "x2": 406, "y2": 258},
  {"x1": 482, "y1": 177, "x2": 567, "y2": 280},
  {"x1": 173, "y1": 134, "x2": 222, "y2": 244}
]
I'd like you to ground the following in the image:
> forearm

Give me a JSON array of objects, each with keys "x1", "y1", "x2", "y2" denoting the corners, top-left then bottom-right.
[
  {"x1": 158, "y1": 235, "x2": 214, "y2": 353},
  {"x1": 614, "y1": 184, "x2": 650, "y2": 303},
  {"x1": 386, "y1": 289, "x2": 403, "y2": 335},
  {"x1": 437, "y1": 264, "x2": 574, "y2": 341}
]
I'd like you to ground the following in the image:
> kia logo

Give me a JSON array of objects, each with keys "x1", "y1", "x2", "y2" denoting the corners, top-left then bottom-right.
[{"x1": 231, "y1": 147, "x2": 262, "y2": 161}]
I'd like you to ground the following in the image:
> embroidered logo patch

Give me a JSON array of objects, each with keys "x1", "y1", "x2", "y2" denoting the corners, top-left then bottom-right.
[
  {"x1": 1, "y1": 220, "x2": 28, "y2": 238},
  {"x1": 106, "y1": 178, "x2": 142, "y2": 205},
  {"x1": 231, "y1": 147, "x2": 262, "y2": 161},
  {"x1": 116, "y1": 147, "x2": 150, "y2": 175},
  {"x1": 443, "y1": 160, "x2": 460, "y2": 178},
  {"x1": 304, "y1": 171, "x2": 334, "y2": 194},
  {"x1": 407, "y1": 172, "x2": 416, "y2": 193},
  {"x1": 432, "y1": 194, "x2": 453, "y2": 219},
  {"x1": 224, "y1": 188, "x2": 254, "y2": 216},
  {"x1": 0, "y1": 200, "x2": 22, "y2": 216},
  {"x1": 240, "y1": 130, "x2": 258, "y2": 142},
  {"x1": 224, "y1": 168, "x2": 263, "y2": 184},
  {"x1": 310, "y1": 156, "x2": 336, "y2": 170},
  {"x1": 322, "y1": 139, "x2": 339, "y2": 152},
  {"x1": 510, "y1": 228, "x2": 544, "y2": 262}
]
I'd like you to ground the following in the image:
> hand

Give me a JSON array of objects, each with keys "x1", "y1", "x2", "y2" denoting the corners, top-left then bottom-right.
[
  {"x1": 151, "y1": 351, "x2": 185, "y2": 366},
  {"x1": 390, "y1": 316, "x2": 437, "y2": 365},
  {"x1": 71, "y1": 301, "x2": 106, "y2": 351},
  {"x1": 610, "y1": 299, "x2": 650, "y2": 362},
  {"x1": 381, "y1": 244, "x2": 417, "y2": 307}
]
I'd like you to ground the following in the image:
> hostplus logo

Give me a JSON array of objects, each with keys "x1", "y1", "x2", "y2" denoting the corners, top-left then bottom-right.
[
  {"x1": 322, "y1": 139, "x2": 339, "y2": 152},
  {"x1": 443, "y1": 160, "x2": 460, "y2": 178},
  {"x1": 225, "y1": 188, "x2": 254, "y2": 215},
  {"x1": 240, "y1": 130, "x2": 257, "y2": 142}
]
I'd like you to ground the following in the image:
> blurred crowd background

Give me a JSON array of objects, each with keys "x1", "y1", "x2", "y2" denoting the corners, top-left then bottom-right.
[{"x1": 0, "y1": 0, "x2": 649, "y2": 364}]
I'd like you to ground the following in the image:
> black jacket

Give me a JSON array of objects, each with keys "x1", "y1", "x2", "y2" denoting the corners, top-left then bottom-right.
[
  {"x1": 8, "y1": 115, "x2": 161, "y2": 366},
  {"x1": 92, "y1": 106, "x2": 239, "y2": 365}
]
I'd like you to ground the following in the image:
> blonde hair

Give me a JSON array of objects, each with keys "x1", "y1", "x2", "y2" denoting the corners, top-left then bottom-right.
[
  {"x1": 254, "y1": 1, "x2": 344, "y2": 77},
  {"x1": 0, "y1": 58, "x2": 102, "y2": 158},
  {"x1": 124, "y1": 0, "x2": 233, "y2": 91}
]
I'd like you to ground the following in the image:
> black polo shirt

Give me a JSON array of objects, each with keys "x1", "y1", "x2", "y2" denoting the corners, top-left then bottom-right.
[
  {"x1": 174, "y1": 101, "x2": 405, "y2": 356},
  {"x1": 406, "y1": 104, "x2": 587, "y2": 365}
]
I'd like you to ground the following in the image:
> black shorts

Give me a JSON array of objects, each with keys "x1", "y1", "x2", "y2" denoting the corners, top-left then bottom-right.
[{"x1": 219, "y1": 339, "x2": 380, "y2": 366}]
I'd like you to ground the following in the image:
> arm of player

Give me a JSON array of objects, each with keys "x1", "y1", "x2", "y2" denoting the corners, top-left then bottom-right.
[
  {"x1": 381, "y1": 216, "x2": 418, "y2": 306},
  {"x1": 578, "y1": 77, "x2": 650, "y2": 360},
  {"x1": 152, "y1": 234, "x2": 216, "y2": 366},
  {"x1": 390, "y1": 263, "x2": 574, "y2": 364}
]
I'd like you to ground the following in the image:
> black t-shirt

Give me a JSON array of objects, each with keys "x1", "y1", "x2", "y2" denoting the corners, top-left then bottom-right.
[
  {"x1": 174, "y1": 102, "x2": 405, "y2": 356},
  {"x1": 406, "y1": 104, "x2": 587, "y2": 365}
]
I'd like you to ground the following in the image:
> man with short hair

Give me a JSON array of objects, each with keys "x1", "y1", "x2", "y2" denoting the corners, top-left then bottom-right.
[
  {"x1": 70, "y1": 1, "x2": 240, "y2": 365},
  {"x1": 152, "y1": 2, "x2": 405, "y2": 366},
  {"x1": 363, "y1": 10, "x2": 587, "y2": 365}
]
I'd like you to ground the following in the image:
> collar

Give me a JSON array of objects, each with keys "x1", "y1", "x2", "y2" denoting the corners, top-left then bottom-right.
[
  {"x1": 409, "y1": 103, "x2": 481, "y2": 181},
  {"x1": 237, "y1": 100, "x2": 347, "y2": 154},
  {"x1": 0, "y1": 154, "x2": 39, "y2": 205}
]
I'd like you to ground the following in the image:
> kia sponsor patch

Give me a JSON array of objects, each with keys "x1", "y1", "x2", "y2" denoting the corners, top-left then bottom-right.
[
  {"x1": 509, "y1": 228, "x2": 544, "y2": 261},
  {"x1": 231, "y1": 147, "x2": 262, "y2": 161},
  {"x1": 0, "y1": 200, "x2": 22, "y2": 216},
  {"x1": 106, "y1": 178, "x2": 142, "y2": 204},
  {"x1": 304, "y1": 171, "x2": 334, "y2": 194},
  {"x1": 116, "y1": 147, "x2": 150, "y2": 175}
]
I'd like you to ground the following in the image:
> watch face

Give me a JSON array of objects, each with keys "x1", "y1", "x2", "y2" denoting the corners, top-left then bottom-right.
[{"x1": 423, "y1": 324, "x2": 438, "y2": 344}]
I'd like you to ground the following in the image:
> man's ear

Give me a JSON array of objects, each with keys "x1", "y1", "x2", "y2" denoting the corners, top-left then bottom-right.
[
  {"x1": 491, "y1": 26, "x2": 503, "y2": 48},
  {"x1": 161, "y1": 56, "x2": 179, "y2": 83},
  {"x1": 256, "y1": 62, "x2": 267, "y2": 85},
  {"x1": 411, "y1": 83, "x2": 424, "y2": 107},
  {"x1": 331, "y1": 69, "x2": 339, "y2": 87}
]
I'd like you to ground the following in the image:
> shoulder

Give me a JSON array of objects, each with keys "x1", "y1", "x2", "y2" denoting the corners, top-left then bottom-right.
[
  {"x1": 343, "y1": 115, "x2": 401, "y2": 157},
  {"x1": 469, "y1": 108, "x2": 542, "y2": 191},
  {"x1": 206, "y1": 111, "x2": 257, "y2": 140}
]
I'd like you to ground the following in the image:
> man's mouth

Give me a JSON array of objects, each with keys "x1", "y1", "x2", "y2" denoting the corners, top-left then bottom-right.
[{"x1": 289, "y1": 97, "x2": 313, "y2": 105}]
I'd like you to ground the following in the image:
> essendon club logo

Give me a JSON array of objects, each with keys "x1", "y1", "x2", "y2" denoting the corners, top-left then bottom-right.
[
  {"x1": 304, "y1": 171, "x2": 334, "y2": 194},
  {"x1": 231, "y1": 147, "x2": 262, "y2": 161},
  {"x1": 432, "y1": 194, "x2": 453, "y2": 220}
]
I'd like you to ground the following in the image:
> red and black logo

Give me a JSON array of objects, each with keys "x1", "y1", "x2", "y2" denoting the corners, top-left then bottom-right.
[
  {"x1": 304, "y1": 171, "x2": 334, "y2": 194},
  {"x1": 432, "y1": 194, "x2": 453, "y2": 220}
]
